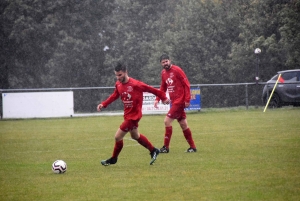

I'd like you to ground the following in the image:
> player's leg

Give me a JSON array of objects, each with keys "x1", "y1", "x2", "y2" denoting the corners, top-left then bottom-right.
[
  {"x1": 178, "y1": 118, "x2": 197, "y2": 152},
  {"x1": 130, "y1": 127, "x2": 159, "y2": 165},
  {"x1": 129, "y1": 119, "x2": 154, "y2": 151},
  {"x1": 160, "y1": 116, "x2": 174, "y2": 153},
  {"x1": 161, "y1": 104, "x2": 186, "y2": 153},
  {"x1": 101, "y1": 123, "x2": 128, "y2": 166},
  {"x1": 131, "y1": 128, "x2": 154, "y2": 150},
  {"x1": 112, "y1": 128, "x2": 127, "y2": 157}
]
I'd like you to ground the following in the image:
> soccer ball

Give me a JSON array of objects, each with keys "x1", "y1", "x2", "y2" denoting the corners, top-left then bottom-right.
[{"x1": 52, "y1": 160, "x2": 67, "y2": 174}]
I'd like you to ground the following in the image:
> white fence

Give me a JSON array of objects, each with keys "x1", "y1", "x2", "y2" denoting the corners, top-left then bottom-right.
[
  {"x1": 2, "y1": 91, "x2": 74, "y2": 118},
  {"x1": 0, "y1": 82, "x2": 265, "y2": 119}
]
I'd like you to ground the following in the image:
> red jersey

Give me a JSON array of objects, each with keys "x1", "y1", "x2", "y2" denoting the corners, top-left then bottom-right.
[
  {"x1": 101, "y1": 77, "x2": 168, "y2": 120},
  {"x1": 156, "y1": 65, "x2": 191, "y2": 105}
]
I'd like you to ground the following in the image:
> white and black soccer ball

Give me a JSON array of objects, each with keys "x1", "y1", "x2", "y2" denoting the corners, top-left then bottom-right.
[{"x1": 52, "y1": 160, "x2": 67, "y2": 174}]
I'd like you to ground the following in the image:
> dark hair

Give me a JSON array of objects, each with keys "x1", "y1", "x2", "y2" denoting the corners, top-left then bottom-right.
[
  {"x1": 159, "y1": 54, "x2": 170, "y2": 62},
  {"x1": 115, "y1": 62, "x2": 127, "y2": 72}
]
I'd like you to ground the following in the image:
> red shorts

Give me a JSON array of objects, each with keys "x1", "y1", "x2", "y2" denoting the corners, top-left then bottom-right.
[
  {"x1": 119, "y1": 119, "x2": 140, "y2": 132},
  {"x1": 167, "y1": 104, "x2": 186, "y2": 121}
]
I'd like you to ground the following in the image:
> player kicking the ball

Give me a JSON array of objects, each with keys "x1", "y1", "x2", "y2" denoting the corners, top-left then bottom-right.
[{"x1": 97, "y1": 63, "x2": 170, "y2": 166}]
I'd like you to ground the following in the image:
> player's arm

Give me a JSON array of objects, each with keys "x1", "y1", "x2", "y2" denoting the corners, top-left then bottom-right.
[
  {"x1": 97, "y1": 104, "x2": 104, "y2": 111},
  {"x1": 138, "y1": 81, "x2": 169, "y2": 107},
  {"x1": 177, "y1": 69, "x2": 191, "y2": 107},
  {"x1": 184, "y1": 82, "x2": 191, "y2": 108},
  {"x1": 154, "y1": 75, "x2": 167, "y2": 107},
  {"x1": 149, "y1": 87, "x2": 169, "y2": 105},
  {"x1": 97, "y1": 86, "x2": 119, "y2": 112}
]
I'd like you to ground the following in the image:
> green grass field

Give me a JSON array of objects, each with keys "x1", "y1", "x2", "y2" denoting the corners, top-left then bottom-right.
[{"x1": 1, "y1": 108, "x2": 300, "y2": 201}]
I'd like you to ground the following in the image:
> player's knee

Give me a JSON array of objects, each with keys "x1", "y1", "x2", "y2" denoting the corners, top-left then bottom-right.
[
  {"x1": 164, "y1": 117, "x2": 173, "y2": 127},
  {"x1": 181, "y1": 125, "x2": 188, "y2": 130},
  {"x1": 179, "y1": 121, "x2": 188, "y2": 130},
  {"x1": 130, "y1": 132, "x2": 140, "y2": 140},
  {"x1": 115, "y1": 136, "x2": 122, "y2": 141}
]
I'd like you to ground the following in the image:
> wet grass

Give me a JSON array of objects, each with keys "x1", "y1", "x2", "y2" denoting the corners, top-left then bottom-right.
[{"x1": 0, "y1": 107, "x2": 299, "y2": 200}]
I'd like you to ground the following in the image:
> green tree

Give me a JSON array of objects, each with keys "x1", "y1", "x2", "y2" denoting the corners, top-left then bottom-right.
[
  {"x1": 229, "y1": 0, "x2": 300, "y2": 83},
  {"x1": 102, "y1": 0, "x2": 167, "y2": 85},
  {"x1": 0, "y1": 0, "x2": 10, "y2": 89},
  {"x1": 2, "y1": 0, "x2": 53, "y2": 88},
  {"x1": 1, "y1": 0, "x2": 114, "y2": 88},
  {"x1": 143, "y1": 0, "x2": 241, "y2": 84},
  {"x1": 44, "y1": 0, "x2": 114, "y2": 87},
  {"x1": 278, "y1": 0, "x2": 300, "y2": 68}
]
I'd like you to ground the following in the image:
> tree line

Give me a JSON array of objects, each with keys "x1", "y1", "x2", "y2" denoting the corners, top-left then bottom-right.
[{"x1": 1, "y1": 0, "x2": 299, "y2": 109}]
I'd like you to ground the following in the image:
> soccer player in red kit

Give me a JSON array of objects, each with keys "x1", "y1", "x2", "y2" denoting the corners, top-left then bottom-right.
[
  {"x1": 154, "y1": 54, "x2": 197, "y2": 153},
  {"x1": 97, "y1": 63, "x2": 170, "y2": 166}
]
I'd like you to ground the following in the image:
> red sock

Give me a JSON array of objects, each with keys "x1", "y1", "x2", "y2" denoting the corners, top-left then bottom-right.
[
  {"x1": 164, "y1": 126, "x2": 172, "y2": 149},
  {"x1": 137, "y1": 134, "x2": 154, "y2": 152},
  {"x1": 112, "y1": 140, "x2": 123, "y2": 158},
  {"x1": 183, "y1": 128, "x2": 196, "y2": 149}
]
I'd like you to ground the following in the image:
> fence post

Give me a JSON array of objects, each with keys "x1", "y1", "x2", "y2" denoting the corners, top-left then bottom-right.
[{"x1": 245, "y1": 84, "x2": 248, "y2": 110}]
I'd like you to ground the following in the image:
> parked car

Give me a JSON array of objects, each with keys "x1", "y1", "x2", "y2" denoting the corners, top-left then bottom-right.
[{"x1": 262, "y1": 69, "x2": 300, "y2": 108}]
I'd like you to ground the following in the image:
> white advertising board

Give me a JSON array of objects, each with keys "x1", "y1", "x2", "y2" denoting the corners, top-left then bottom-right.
[
  {"x1": 142, "y1": 92, "x2": 170, "y2": 114},
  {"x1": 2, "y1": 91, "x2": 74, "y2": 118}
]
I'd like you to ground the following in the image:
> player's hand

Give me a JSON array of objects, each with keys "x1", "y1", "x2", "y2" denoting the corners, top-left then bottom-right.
[
  {"x1": 185, "y1": 102, "x2": 190, "y2": 108},
  {"x1": 154, "y1": 100, "x2": 159, "y2": 108},
  {"x1": 162, "y1": 98, "x2": 170, "y2": 105},
  {"x1": 97, "y1": 104, "x2": 103, "y2": 112}
]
